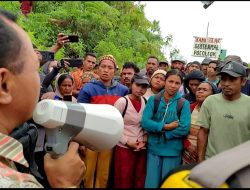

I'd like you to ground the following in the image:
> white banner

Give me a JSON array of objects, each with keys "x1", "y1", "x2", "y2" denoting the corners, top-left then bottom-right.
[{"x1": 192, "y1": 36, "x2": 222, "y2": 58}]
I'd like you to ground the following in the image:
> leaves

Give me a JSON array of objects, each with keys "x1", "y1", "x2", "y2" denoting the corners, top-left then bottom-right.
[{"x1": 1, "y1": 1, "x2": 177, "y2": 69}]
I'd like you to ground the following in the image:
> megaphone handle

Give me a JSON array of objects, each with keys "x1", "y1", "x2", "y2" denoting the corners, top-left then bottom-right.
[{"x1": 45, "y1": 128, "x2": 71, "y2": 158}]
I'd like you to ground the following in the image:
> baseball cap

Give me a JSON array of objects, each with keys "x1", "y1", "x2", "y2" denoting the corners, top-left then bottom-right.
[
  {"x1": 224, "y1": 55, "x2": 242, "y2": 64},
  {"x1": 159, "y1": 60, "x2": 169, "y2": 66},
  {"x1": 171, "y1": 55, "x2": 187, "y2": 65},
  {"x1": 201, "y1": 58, "x2": 212, "y2": 65},
  {"x1": 217, "y1": 61, "x2": 247, "y2": 77},
  {"x1": 132, "y1": 72, "x2": 150, "y2": 86}
]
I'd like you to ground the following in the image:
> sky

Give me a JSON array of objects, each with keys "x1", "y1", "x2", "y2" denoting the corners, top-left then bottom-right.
[{"x1": 142, "y1": 1, "x2": 250, "y2": 63}]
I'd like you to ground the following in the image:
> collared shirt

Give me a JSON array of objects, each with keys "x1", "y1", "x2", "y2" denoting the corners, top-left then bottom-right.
[
  {"x1": 0, "y1": 132, "x2": 43, "y2": 188},
  {"x1": 70, "y1": 67, "x2": 99, "y2": 91}
]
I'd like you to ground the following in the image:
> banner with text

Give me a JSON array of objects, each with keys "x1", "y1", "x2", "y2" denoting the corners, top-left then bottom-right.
[{"x1": 192, "y1": 36, "x2": 222, "y2": 58}]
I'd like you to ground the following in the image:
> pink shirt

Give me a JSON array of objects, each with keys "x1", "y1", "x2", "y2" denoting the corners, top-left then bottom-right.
[{"x1": 114, "y1": 95, "x2": 147, "y2": 149}]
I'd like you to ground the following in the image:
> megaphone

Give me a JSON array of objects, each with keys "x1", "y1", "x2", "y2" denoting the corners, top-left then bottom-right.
[{"x1": 33, "y1": 99, "x2": 124, "y2": 158}]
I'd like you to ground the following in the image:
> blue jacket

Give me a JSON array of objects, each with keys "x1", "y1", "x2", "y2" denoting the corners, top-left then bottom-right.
[
  {"x1": 142, "y1": 91, "x2": 191, "y2": 156},
  {"x1": 77, "y1": 79, "x2": 129, "y2": 105}
]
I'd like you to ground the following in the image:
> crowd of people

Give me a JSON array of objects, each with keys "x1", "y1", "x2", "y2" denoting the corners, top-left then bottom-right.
[{"x1": 1, "y1": 8, "x2": 250, "y2": 188}]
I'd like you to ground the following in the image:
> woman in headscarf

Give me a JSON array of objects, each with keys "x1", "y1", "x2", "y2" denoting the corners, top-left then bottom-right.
[
  {"x1": 54, "y1": 73, "x2": 77, "y2": 102},
  {"x1": 143, "y1": 69, "x2": 166, "y2": 100}
]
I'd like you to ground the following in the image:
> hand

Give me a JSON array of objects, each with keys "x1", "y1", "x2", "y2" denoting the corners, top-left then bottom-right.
[
  {"x1": 126, "y1": 141, "x2": 139, "y2": 150},
  {"x1": 164, "y1": 120, "x2": 179, "y2": 130},
  {"x1": 56, "y1": 33, "x2": 69, "y2": 48},
  {"x1": 60, "y1": 60, "x2": 70, "y2": 72},
  {"x1": 187, "y1": 145, "x2": 198, "y2": 160},
  {"x1": 44, "y1": 141, "x2": 86, "y2": 188},
  {"x1": 41, "y1": 92, "x2": 55, "y2": 100},
  {"x1": 136, "y1": 141, "x2": 146, "y2": 150}
]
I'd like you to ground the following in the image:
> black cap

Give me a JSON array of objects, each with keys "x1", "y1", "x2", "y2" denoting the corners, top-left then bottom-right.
[
  {"x1": 217, "y1": 61, "x2": 247, "y2": 77},
  {"x1": 132, "y1": 72, "x2": 149, "y2": 86},
  {"x1": 224, "y1": 55, "x2": 242, "y2": 64},
  {"x1": 201, "y1": 58, "x2": 212, "y2": 65}
]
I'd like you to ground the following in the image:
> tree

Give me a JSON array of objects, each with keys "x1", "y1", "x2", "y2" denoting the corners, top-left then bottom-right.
[{"x1": 1, "y1": 1, "x2": 178, "y2": 69}]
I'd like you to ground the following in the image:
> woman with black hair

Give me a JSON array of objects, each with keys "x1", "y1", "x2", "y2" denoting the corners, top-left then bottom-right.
[{"x1": 142, "y1": 69, "x2": 191, "y2": 188}]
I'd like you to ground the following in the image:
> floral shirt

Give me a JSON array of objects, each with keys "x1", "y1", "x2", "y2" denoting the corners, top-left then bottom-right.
[
  {"x1": 70, "y1": 67, "x2": 99, "y2": 91},
  {"x1": 0, "y1": 132, "x2": 43, "y2": 188}
]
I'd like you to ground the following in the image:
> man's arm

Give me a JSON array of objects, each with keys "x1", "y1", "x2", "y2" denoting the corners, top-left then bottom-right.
[
  {"x1": 197, "y1": 127, "x2": 209, "y2": 163},
  {"x1": 49, "y1": 33, "x2": 69, "y2": 54}
]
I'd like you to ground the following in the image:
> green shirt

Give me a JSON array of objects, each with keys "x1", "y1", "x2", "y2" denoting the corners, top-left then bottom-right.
[{"x1": 197, "y1": 93, "x2": 250, "y2": 159}]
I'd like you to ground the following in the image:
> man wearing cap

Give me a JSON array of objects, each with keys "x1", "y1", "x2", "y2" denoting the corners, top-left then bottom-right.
[
  {"x1": 201, "y1": 58, "x2": 212, "y2": 78},
  {"x1": 77, "y1": 54, "x2": 129, "y2": 188},
  {"x1": 197, "y1": 61, "x2": 250, "y2": 163},
  {"x1": 217, "y1": 55, "x2": 250, "y2": 96},
  {"x1": 171, "y1": 55, "x2": 186, "y2": 73},
  {"x1": 171, "y1": 55, "x2": 187, "y2": 96},
  {"x1": 159, "y1": 60, "x2": 169, "y2": 71},
  {"x1": 186, "y1": 61, "x2": 202, "y2": 74}
]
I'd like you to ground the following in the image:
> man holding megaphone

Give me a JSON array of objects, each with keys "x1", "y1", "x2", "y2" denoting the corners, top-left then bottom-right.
[{"x1": 0, "y1": 9, "x2": 124, "y2": 188}]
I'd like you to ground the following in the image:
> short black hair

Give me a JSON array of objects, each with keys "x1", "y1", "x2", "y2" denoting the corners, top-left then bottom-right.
[
  {"x1": 0, "y1": 8, "x2": 23, "y2": 74},
  {"x1": 84, "y1": 52, "x2": 96, "y2": 60},
  {"x1": 147, "y1": 55, "x2": 159, "y2": 64},
  {"x1": 122, "y1": 62, "x2": 140, "y2": 73}
]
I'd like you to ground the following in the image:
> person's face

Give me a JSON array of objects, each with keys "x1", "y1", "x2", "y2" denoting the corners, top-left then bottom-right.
[
  {"x1": 146, "y1": 58, "x2": 158, "y2": 75},
  {"x1": 83, "y1": 55, "x2": 96, "y2": 71},
  {"x1": 10, "y1": 20, "x2": 40, "y2": 123},
  {"x1": 219, "y1": 73, "x2": 246, "y2": 98},
  {"x1": 151, "y1": 74, "x2": 165, "y2": 91},
  {"x1": 201, "y1": 64, "x2": 208, "y2": 76},
  {"x1": 171, "y1": 61, "x2": 184, "y2": 71},
  {"x1": 188, "y1": 64, "x2": 200, "y2": 73},
  {"x1": 59, "y1": 78, "x2": 74, "y2": 96},
  {"x1": 159, "y1": 64, "x2": 168, "y2": 71},
  {"x1": 120, "y1": 68, "x2": 135, "y2": 87},
  {"x1": 196, "y1": 83, "x2": 213, "y2": 103},
  {"x1": 189, "y1": 79, "x2": 201, "y2": 94},
  {"x1": 165, "y1": 74, "x2": 182, "y2": 96},
  {"x1": 98, "y1": 59, "x2": 115, "y2": 82},
  {"x1": 131, "y1": 82, "x2": 148, "y2": 97},
  {"x1": 207, "y1": 63, "x2": 217, "y2": 77}
]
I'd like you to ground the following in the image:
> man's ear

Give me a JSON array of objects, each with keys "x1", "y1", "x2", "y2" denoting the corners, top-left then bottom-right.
[
  {"x1": 0, "y1": 68, "x2": 13, "y2": 104},
  {"x1": 241, "y1": 77, "x2": 247, "y2": 87}
]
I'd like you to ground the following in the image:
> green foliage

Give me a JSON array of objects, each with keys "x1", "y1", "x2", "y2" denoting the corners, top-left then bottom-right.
[{"x1": 1, "y1": 1, "x2": 177, "y2": 69}]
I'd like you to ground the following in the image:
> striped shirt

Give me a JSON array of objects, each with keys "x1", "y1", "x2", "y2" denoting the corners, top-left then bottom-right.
[{"x1": 0, "y1": 132, "x2": 43, "y2": 188}]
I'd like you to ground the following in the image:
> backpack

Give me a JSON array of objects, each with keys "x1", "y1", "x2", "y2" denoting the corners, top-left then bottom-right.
[
  {"x1": 122, "y1": 96, "x2": 147, "y2": 117},
  {"x1": 10, "y1": 122, "x2": 43, "y2": 179},
  {"x1": 153, "y1": 92, "x2": 185, "y2": 120}
]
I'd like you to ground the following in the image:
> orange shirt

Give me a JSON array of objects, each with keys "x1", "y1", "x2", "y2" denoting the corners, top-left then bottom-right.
[{"x1": 70, "y1": 68, "x2": 99, "y2": 91}]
